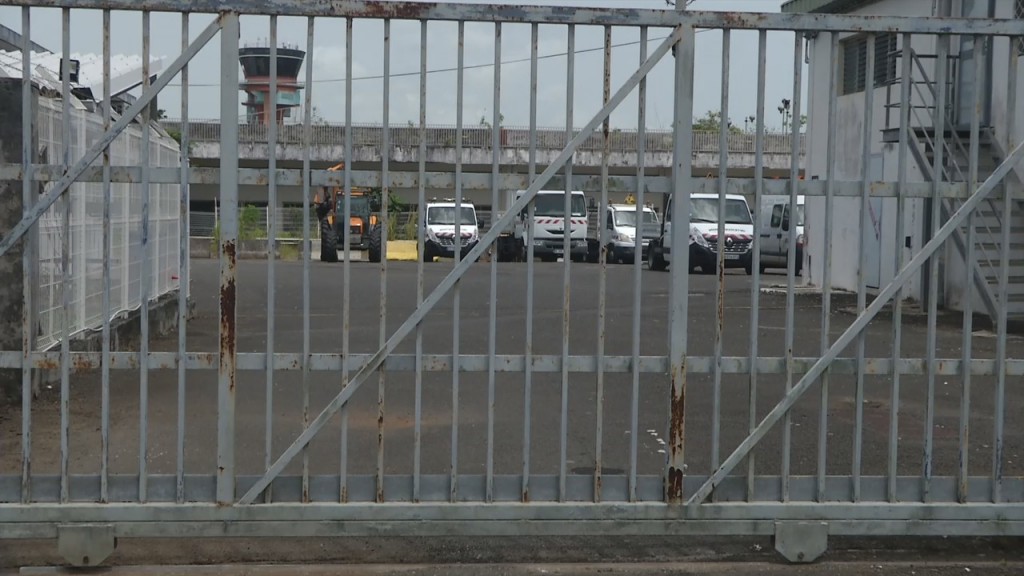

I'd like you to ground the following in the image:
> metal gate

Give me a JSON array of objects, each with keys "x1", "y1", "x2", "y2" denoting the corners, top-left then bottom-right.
[{"x1": 0, "y1": 0, "x2": 1022, "y2": 567}]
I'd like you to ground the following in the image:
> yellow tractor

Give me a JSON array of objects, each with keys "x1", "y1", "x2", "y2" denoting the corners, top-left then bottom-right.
[{"x1": 312, "y1": 162, "x2": 383, "y2": 262}]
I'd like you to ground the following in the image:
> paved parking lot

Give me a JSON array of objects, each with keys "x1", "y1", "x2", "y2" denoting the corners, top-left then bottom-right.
[
  {"x1": 2, "y1": 258, "x2": 1024, "y2": 568},
  {"x1": 2, "y1": 258, "x2": 1019, "y2": 485}
]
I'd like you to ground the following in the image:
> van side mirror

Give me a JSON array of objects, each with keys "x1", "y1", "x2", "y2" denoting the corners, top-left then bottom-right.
[
  {"x1": 477, "y1": 218, "x2": 485, "y2": 228},
  {"x1": 782, "y1": 214, "x2": 791, "y2": 232}
]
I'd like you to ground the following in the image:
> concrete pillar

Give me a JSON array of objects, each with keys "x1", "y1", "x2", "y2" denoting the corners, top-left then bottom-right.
[{"x1": 0, "y1": 78, "x2": 39, "y2": 402}]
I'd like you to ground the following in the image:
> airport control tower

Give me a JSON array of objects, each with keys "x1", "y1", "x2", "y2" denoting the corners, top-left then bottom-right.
[{"x1": 238, "y1": 42, "x2": 305, "y2": 125}]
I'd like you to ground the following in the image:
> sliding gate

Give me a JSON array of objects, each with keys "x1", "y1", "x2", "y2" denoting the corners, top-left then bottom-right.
[{"x1": 0, "y1": 0, "x2": 1022, "y2": 566}]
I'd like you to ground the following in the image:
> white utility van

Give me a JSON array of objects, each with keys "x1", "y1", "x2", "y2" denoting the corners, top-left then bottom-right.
[
  {"x1": 757, "y1": 194, "x2": 804, "y2": 274},
  {"x1": 648, "y1": 193, "x2": 754, "y2": 274},
  {"x1": 586, "y1": 202, "x2": 661, "y2": 263},
  {"x1": 512, "y1": 189, "x2": 589, "y2": 262}
]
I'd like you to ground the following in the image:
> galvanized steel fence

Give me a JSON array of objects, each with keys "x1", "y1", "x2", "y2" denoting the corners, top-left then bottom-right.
[{"x1": 0, "y1": 0, "x2": 1022, "y2": 568}]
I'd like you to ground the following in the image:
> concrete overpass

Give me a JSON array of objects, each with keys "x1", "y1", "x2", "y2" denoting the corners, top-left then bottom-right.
[{"x1": 163, "y1": 120, "x2": 806, "y2": 208}]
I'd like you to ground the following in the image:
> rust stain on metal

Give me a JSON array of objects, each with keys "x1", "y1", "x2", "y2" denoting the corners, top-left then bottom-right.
[
  {"x1": 219, "y1": 240, "x2": 237, "y2": 390},
  {"x1": 72, "y1": 355, "x2": 96, "y2": 374},
  {"x1": 362, "y1": 1, "x2": 437, "y2": 19},
  {"x1": 35, "y1": 358, "x2": 59, "y2": 371},
  {"x1": 668, "y1": 361, "x2": 687, "y2": 502},
  {"x1": 522, "y1": 488, "x2": 530, "y2": 503}
]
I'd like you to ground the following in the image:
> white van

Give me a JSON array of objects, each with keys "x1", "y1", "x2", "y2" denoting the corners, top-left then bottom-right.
[
  {"x1": 758, "y1": 195, "x2": 804, "y2": 274},
  {"x1": 586, "y1": 202, "x2": 661, "y2": 263},
  {"x1": 514, "y1": 189, "x2": 589, "y2": 262},
  {"x1": 648, "y1": 193, "x2": 753, "y2": 274}
]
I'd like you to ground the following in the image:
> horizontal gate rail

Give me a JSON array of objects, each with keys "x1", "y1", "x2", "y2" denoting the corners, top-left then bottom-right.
[{"x1": 0, "y1": 0, "x2": 1021, "y2": 34}]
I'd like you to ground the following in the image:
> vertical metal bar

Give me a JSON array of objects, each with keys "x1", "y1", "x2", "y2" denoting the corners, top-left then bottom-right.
[
  {"x1": 522, "y1": 21, "x2": 538, "y2": 504},
  {"x1": 377, "y1": 17, "x2": 391, "y2": 505},
  {"x1": 20, "y1": 5, "x2": 32, "y2": 504},
  {"x1": 818, "y1": 31, "x2": 840, "y2": 502},
  {"x1": 413, "y1": 19, "x2": 427, "y2": 503},
  {"x1": 451, "y1": 20, "x2": 465, "y2": 504},
  {"x1": 782, "y1": 32, "x2": 804, "y2": 504},
  {"x1": 216, "y1": 11, "x2": 240, "y2": 506},
  {"x1": 712, "y1": 29, "x2": 730, "y2": 476},
  {"x1": 486, "y1": 21, "x2": 501, "y2": 503},
  {"x1": 748, "y1": 29, "x2": 767, "y2": 502},
  {"x1": 958, "y1": 35, "x2": 982, "y2": 505},
  {"x1": 993, "y1": 32, "x2": 1017, "y2": 504},
  {"x1": 853, "y1": 32, "x2": 874, "y2": 503},
  {"x1": 629, "y1": 25, "x2": 648, "y2": 504},
  {"x1": 101, "y1": 8, "x2": 112, "y2": 505},
  {"x1": 667, "y1": 22, "x2": 696, "y2": 504},
  {"x1": 177, "y1": 11, "x2": 191, "y2": 505},
  {"x1": 594, "y1": 24, "x2": 611, "y2": 504},
  {"x1": 59, "y1": 7, "x2": 71, "y2": 505},
  {"x1": 340, "y1": 15, "x2": 354, "y2": 504},
  {"x1": 560, "y1": 23, "x2": 575, "y2": 503},
  {"x1": 889, "y1": 31, "x2": 912, "y2": 503},
  {"x1": 264, "y1": 15, "x2": 278, "y2": 504},
  {"x1": 923, "y1": 32, "x2": 949, "y2": 502},
  {"x1": 138, "y1": 10, "x2": 152, "y2": 503},
  {"x1": 300, "y1": 16, "x2": 314, "y2": 504}
]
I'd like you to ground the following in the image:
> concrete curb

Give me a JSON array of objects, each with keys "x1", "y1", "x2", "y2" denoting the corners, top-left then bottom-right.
[{"x1": 17, "y1": 561, "x2": 1024, "y2": 575}]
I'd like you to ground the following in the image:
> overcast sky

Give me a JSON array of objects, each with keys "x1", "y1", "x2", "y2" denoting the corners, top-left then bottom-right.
[{"x1": 0, "y1": 0, "x2": 806, "y2": 131}]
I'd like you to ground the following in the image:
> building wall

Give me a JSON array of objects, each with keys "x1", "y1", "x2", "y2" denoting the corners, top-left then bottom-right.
[{"x1": 803, "y1": 0, "x2": 1017, "y2": 312}]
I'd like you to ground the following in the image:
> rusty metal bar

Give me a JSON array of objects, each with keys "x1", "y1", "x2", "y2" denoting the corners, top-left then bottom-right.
[
  {"x1": 216, "y1": 10, "x2": 240, "y2": 506},
  {"x1": 712, "y1": 29, "x2": 730, "y2": 480},
  {"x1": 667, "y1": 21, "x2": 696, "y2": 504},
  {"x1": 377, "y1": 16, "x2": 391, "y2": 505}
]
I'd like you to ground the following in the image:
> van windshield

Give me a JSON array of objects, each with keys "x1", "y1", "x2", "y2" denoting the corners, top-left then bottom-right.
[
  {"x1": 533, "y1": 193, "x2": 587, "y2": 217},
  {"x1": 614, "y1": 210, "x2": 658, "y2": 227},
  {"x1": 427, "y1": 206, "x2": 477, "y2": 225},
  {"x1": 690, "y1": 198, "x2": 752, "y2": 225}
]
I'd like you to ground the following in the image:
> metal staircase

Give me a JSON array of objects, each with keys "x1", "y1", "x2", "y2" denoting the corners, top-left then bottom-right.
[{"x1": 884, "y1": 48, "x2": 1024, "y2": 325}]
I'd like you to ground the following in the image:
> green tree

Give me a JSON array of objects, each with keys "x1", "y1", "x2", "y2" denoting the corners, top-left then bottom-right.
[{"x1": 693, "y1": 110, "x2": 743, "y2": 134}]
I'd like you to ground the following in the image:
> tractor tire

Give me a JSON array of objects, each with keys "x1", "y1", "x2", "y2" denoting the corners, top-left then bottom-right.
[
  {"x1": 320, "y1": 220, "x2": 339, "y2": 262},
  {"x1": 368, "y1": 223, "x2": 383, "y2": 263}
]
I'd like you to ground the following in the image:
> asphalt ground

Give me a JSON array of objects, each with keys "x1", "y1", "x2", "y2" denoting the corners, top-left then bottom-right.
[{"x1": 1, "y1": 258, "x2": 1023, "y2": 569}]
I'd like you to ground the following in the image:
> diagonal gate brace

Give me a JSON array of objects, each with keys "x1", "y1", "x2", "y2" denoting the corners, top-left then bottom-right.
[
  {"x1": 237, "y1": 24, "x2": 686, "y2": 505},
  {"x1": 0, "y1": 14, "x2": 224, "y2": 258},
  {"x1": 685, "y1": 137, "x2": 1024, "y2": 506}
]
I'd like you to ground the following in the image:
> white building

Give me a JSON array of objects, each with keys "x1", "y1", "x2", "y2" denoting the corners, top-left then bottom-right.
[{"x1": 783, "y1": 0, "x2": 1024, "y2": 324}]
